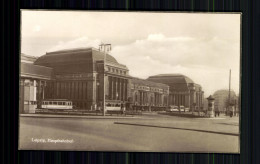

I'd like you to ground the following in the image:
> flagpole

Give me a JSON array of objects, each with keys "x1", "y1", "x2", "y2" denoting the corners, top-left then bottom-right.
[
  {"x1": 99, "y1": 43, "x2": 111, "y2": 116},
  {"x1": 228, "y1": 69, "x2": 231, "y2": 112}
]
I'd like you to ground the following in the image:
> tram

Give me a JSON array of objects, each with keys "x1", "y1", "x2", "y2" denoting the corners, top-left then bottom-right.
[
  {"x1": 105, "y1": 100, "x2": 122, "y2": 111},
  {"x1": 39, "y1": 99, "x2": 73, "y2": 111}
]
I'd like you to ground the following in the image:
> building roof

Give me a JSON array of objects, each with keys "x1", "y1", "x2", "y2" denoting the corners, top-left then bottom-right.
[
  {"x1": 131, "y1": 77, "x2": 169, "y2": 89},
  {"x1": 20, "y1": 62, "x2": 53, "y2": 80},
  {"x1": 213, "y1": 89, "x2": 236, "y2": 96},
  {"x1": 147, "y1": 74, "x2": 194, "y2": 84},
  {"x1": 147, "y1": 74, "x2": 203, "y2": 92},
  {"x1": 21, "y1": 53, "x2": 37, "y2": 63},
  {"x1": 34, "y1": 47, "x2": 119, "y2": 66}
]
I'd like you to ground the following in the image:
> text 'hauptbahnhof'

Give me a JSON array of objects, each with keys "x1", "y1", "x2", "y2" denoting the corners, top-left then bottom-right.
[{"x1": 20, "y1": 47, "x2": 204, "y2": 114}]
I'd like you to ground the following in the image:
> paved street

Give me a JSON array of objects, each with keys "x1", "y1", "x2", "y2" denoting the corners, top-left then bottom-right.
[{"x1": 19, "y1": 112, "x2": 239, "y2": 153}]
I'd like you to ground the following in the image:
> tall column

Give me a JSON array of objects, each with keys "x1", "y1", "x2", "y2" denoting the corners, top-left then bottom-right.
[
  {"x1": 125, "y1": 80, "x2": 128, "y2": 101},
  {"x1": 82, "y1": 81, "x2": 85, "y2": 100},
  {"x1": 121, "y1": 80, "x2": 123, "y2": 101},
  {"x1": 190, "y1": 89, "x2": 195, "y2": 111},
  {"x1": 113, "y1": 77, "x2": 116, "y2": 100},
  {"x1": 119, "y1": 79, "x2": 122, "y2": 101},
  {"x1": 187, "y1": 93, "x2": 190, "y2": 109},
  {"x1": 140, "y1": 91, "x2": 142, "y2": 105},
  {"x1": 115, "y1": 78, "x2": 118, "y2": 100},
  {"x1": 107, "y1": 76, "x2": 110, "y2": 99},
  {"x1": 71, "y1": 82, "x2": 74, "y2": 99},
  {"x1": 198, "y1": 92, "x2": 201, "y2": 109},
  {"x1": 122, "y1": 80, "x2": 125, "y2": 101},
  {"x1": 202, "y1": 92, "x2": 204, "y2": 110},
  {"x1": 154, "y1": 93, "x2": 157, "y2": 105},
  {"x1": 110, "y1": 77, "x2": 114, "y2": 100},
  {"x1": 183, "y1": 94, "x2": 185, "y2": 106},
  {"x1": 78, "y1": 81, "x2": 82, "y2": 99},
  {"x1": 176, "y1": 94, "x2": 178, "y2": 106},
  {"x1": 172, "y1": 94, "x2": 174, "y2": 105}
]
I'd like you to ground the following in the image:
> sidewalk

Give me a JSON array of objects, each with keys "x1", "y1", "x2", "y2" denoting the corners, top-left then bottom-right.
[
  {"x1": 20, "y1": 113, "x2": 139, "y2": 119},
  {"x1": 158, "y1": 111, "x2": 239, "y2": 119},
  {"x1": 158, "y1": 111, "x2": 206, "y2": 118}
]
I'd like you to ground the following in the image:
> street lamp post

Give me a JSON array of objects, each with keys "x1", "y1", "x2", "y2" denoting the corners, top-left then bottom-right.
[{"x1": 99, "y1": 43, "x2": 112, "y2": 116}]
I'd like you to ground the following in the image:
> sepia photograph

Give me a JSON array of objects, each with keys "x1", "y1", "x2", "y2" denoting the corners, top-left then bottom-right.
[{"x1": 19, "y1": 11, "x2": 241, "y2": 153}]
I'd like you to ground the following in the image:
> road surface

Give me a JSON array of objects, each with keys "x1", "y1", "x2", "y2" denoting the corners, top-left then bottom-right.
[{"x1": 19, "y1": 112, "x2": 239, "y2": 153}]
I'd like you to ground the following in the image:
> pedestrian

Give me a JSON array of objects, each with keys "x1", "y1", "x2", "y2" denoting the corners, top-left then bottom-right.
[
  {"x1": 230, "y1": 111, "x2": 233, "y2": 117},
  {"x1": 123, "y1": 105, "x2": 126, "y2": 115}
]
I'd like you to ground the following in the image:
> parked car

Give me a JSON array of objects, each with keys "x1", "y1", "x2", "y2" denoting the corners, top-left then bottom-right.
[
  {"x1": 179, "y1": 105, "x2": 185, "y2": 112},
  {"x1": 168, "y1": 105, "x2": 179, "y2": 112}
]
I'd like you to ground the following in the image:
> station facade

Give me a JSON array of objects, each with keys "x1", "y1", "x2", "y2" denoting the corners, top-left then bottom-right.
[
  {"x1": 20, "y1": 47, "x2": 204, "y2": 113},
  {"x1": 147, "y1": 74, "x2": 204, "y2": 111},
  {"x1": 33, "y1": 48, "x2": 130, "y2": 110},
  {"x1": 129, "y1": 78, "x2": 169, "y2": 111}
]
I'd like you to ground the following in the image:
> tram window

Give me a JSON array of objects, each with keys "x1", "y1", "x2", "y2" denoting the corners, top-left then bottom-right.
[
  {"x1": 62, "y1": 102, "x2": 65, "y2": 105},
  {"x1": 49, "y1": 102, "x2": 52, "y2": 105},
  {"x1": 53, "y1": 102, "x2": 57, "y2": 105},
  {"x1": 58, "y1": 102, "x2": 62, "y2": 105}
]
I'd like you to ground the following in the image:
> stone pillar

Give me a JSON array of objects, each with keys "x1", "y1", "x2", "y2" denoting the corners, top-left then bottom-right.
[
  {"x1": 113, "y1": 77, "x2": 117, "y2": 100},
  {"x1": 202, "y1": 91, "x2": 204, "y2": 110},
  {"x1": 122, "y1": 80, "x2": 125, "y2": 101},
  {"x1": 187, "y1": 92, "x2": 190, "y2": 110},
  {"x1": 119, "y1": 79, "x2": 122, "y2": 101},
  {"x1": 190, "y1": 88, "x2": 196, "y2": 112},
  {"x1": 172, "y1": 94, "x2": 175, "y2": 105},
  {"x1": 140, "y1": 91, "x2": 143, "y2": 105},
  {"x1": 111, "y1": 77, "x2": 114, "y2": 100},
  {"x1": 149, "y1": 93, "x2": 152, "y2": 112},
  {"x1": 125, "y1": 80, "x2": 127, "y2": 101}
]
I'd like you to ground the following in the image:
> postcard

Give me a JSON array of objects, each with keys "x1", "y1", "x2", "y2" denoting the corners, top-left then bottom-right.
[{"x1": 19, "y1": 11, "x2": 241, "y2": 153}]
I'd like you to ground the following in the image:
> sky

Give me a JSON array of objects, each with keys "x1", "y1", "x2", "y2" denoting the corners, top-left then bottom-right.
[{"x1": 21, "y1": 11, "x2": 241, "y2": 97}]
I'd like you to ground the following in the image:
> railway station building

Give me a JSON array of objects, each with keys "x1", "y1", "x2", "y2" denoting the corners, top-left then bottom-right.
[
  {"x1": 147, "y1": 74, "x2": 204, "y2": 111},
  {"x1": 129, "y1": 77, "x2": 169, "y2": 111},
  {"x1": 33, "y1": 47, "x2": 131, "y2": 110},
  {"x1": 20, "y1": 47, "x2": 204, "y2": 113}
]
